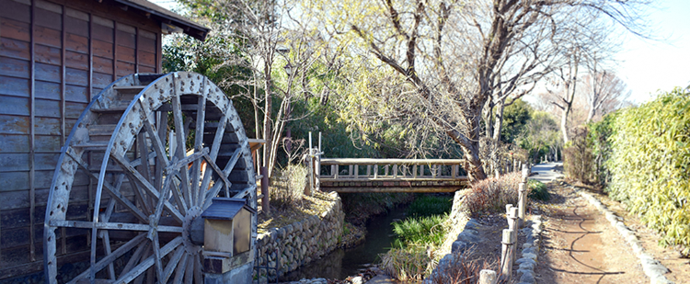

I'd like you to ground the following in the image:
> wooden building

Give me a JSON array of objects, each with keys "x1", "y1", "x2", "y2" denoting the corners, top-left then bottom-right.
[{"x1": 0, "y1": 0, "x2": 208, "y2": 279}]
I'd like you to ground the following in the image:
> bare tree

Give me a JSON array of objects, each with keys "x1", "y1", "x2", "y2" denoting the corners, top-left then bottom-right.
[{"x1": 583, "y1": 69, "x2": 630, "y2": 122}]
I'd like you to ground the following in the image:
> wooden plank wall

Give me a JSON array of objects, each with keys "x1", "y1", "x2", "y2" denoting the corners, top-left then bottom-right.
[{"x1": 0, "y1": 0, "x2": 161, "y2": 279}]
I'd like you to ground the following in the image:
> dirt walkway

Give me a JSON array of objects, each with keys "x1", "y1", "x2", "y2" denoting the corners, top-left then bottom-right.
[{"x1": 532, "y1": 183, "x2": 648, "y2": 284}]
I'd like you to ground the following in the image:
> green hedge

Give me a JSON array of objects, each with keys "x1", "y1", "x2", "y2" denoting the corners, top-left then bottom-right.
[{"x1": 606, "y1": 87, "x2": 690, "y2": 254}]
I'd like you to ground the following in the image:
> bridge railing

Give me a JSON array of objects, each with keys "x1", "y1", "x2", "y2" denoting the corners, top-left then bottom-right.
[{"x1": 317, "y1": 158, "x2": 466, "y2": 181}]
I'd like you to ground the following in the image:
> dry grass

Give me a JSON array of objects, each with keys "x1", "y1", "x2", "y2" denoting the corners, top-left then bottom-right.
[
  {"x1": 380, "y1": 242, "x2": 437, "y2": 281},
  {"x1": 427, "y1": 248, "x2": 504, "y2": 284},
  {"x1": 464, "y1": 172, "x2": 522, "y2": 217},
  {"x1": 258, "y1": 164, "x2": 337, "y2": 234}
]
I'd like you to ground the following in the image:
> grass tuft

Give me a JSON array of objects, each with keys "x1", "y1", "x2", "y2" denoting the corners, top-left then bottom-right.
[{"x1": 528, "y1": 179, "x2": 550, "y2": 201}]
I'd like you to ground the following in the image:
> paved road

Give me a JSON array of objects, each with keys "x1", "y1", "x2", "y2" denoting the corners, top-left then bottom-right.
[{"x1": 530, "y1": 162, "x2": 564, "y2": 183}]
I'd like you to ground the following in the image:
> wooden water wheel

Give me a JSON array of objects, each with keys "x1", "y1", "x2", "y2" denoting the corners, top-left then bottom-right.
[{"x1": 43, "y1": 72, "x2": 257, "y2": 283}]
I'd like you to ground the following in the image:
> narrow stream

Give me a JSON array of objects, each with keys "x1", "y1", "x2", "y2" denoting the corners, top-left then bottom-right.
[{"x1": 279, "y1": 206, "x2": 408, "y2": 281}]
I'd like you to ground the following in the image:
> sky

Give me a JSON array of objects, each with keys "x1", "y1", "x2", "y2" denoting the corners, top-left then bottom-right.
[
  {"x1": 614, "y1": 0, "x2": 690, "y2": 104},
  {"x1": 151, "y1": 0, "x2": 690, "y2": 104}
]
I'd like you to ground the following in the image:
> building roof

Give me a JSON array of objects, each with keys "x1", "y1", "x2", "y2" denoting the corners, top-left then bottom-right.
[
  {"x1": 114, "y1": 0, "x2": 209, "y2": 41},
  {"x1": 201, "y1": 198, "x2": 256, "y2": 220}
]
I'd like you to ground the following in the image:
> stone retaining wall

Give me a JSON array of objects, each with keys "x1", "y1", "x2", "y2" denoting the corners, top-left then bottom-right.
[{"x1": 254, "y1": 192, "x2": 345, "y2": 281}]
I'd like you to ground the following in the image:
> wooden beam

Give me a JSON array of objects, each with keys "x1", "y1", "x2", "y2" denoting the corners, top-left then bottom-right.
[
  {"x1": 321, "y1": 187, "x2": 461, "y2": 193},
  {"x1": 319, "y1": 158, "x2": 464, "y2": 166}
]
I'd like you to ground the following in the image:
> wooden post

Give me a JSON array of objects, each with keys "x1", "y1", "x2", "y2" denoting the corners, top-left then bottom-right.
[
  {"x1": 308, "y1": 132, "x2": 314, "y2": 195},
  {"x1": 373, "y1": 165, "x2": 378, "y2": 179},
  {"x1": 478, "y1": 269, "x2": 497, "y2": 284},
  {"x1": 518, "y1": 182, "x2": 526, "y2": 226},
  {"x1": 348, "y1": 165, "x2": 353, "y2": 177},
  {"x1": 392, "y1": 165, "x2": 398, "y2": 178},
  {"x1": 261, "y1": 166, "x2": 270, "y2": 214},
  {"x1": 518, "y1": 164, "x2": 529, "y2": 225},
  {"x1": 367, "y1": 165, "x2": 371, "y2": 177},
  {"x1": 332, "y1": 164, "x2": 337, "y2": 178},
  {"x1": 509, "y1": 207, "x2": 519, "y2": 261},
  {"x1": 522, "y1": 163, "x2": 530, "y2": 183},
  {"x1": 501, "y1": 229, "x2": 515, "y2": 279},
  {"x1": 413, "y1": 165, "x2": 418, "y2": 178},
  {"x1": 354, "y1": 164, "x2": 359, "y2": 178}
]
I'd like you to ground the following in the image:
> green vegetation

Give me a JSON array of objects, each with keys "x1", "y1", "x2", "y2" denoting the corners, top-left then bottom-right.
[
  {"x1": 377, "y1": 194, "x2": 454, "y2": 280},
  {"x1": 528, "y1": 180, "x2": 550, "y2": 201},
  {"x1": 392, "y1": 215, "x2": 448, "y2": 248},
  {"x1": 517, "y1": 111, "x2": 561, "y2": 164},
  {"x1": 406, "y1": 195, "x2": 453, "y2": 218},
  {"x1": 501, "y1": 99, "x2": 533, "y2": 144},
  {"x1": 604, "y1": 88, "x2": 690, "y2": 255}
]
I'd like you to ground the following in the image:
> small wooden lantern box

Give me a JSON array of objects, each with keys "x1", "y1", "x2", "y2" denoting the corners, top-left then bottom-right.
[{"x1": 201, "y1": 198, "x2": 256, "y2": 257}]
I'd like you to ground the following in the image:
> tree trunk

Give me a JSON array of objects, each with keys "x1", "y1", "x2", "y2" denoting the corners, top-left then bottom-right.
[
  {"x1": 262, "y1": 61, "x2": 273, "y2": 177},
  {"x1": 561, "y1": 104, "x2": 570, "y2": 144},
  {"x1": 484, "y1": 100, "x2": 494, "y2": 138},
  {"x1": 586, "y1": 104, "x2": 595, "y2": 123},
  {"x1": 492, "y1": 99, "x2": 505, "y2": 142},
  {"x1": 560, "y1": 52, "x2": 579, "y2": 144}
]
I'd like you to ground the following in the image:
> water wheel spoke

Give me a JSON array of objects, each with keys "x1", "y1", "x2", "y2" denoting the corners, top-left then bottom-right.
[
  {"x1": 121, "y1": 242, "x2": 150, "y2": 276},
  {"x1": 169, "y1": 175, "x2": 189, "y2": 216},
  {"x1": 64, "y1": 150, "x2": 149, "y2": 222},
  {"x1": 194, "y1": 253, "x2": 203, "y2": 284},
  {"x1": 67, "y1": 234, "x2": 147, "y2": 284},
  {"x1": 202, "y1": 153, "x2": 231, "y2": 197},
  {"x1": 49, "y1": 220, "x2": 184, "y2": 233},
  {"x1": 190, "y1": 96, "x2": 207, "y2": 206},
  {"x1": 172, "y1": 253, "x2": 189, "y2": 284},
  {"x1": 162, "y1": 246, "x2": 185, "y2": 283},
  {"x1": 171, "y1": 91, "x2": 194, "y2": 210},
  {"x1": 129, "y1": 179, "x2": 154, "y2": 216},
  {"x1": 112, "y1": 154, "x2": 185, "y2": 223},
  {"x1": 137, "y1": 133, "x2": 153, "y2": 188},
  {"x1": 183, "y1": 253, "x2": 194, "y2": 284},
  {"x1": 116, "y1": 236, "x2": 183, "y2": 283},
  {"x1": 203, "y1": 149, "x2": 242, "y2": 208},
  {"x1": 151, "y1": 233, "x2": 165, "y2": 282},
  {"x1": 167, "y1": 148, "x2": 208, "y2": 209},
  {"x1": 151, "y1": 171, "x2": 175, "y2": 227},
  {"x1": 142, "y1": 102, "x2": 170, "y2": 167},
  {"x1": 208, "y1": 113, "x2": 229, "y2": 161},
  {"x1": 99, "y1": 231, "x2": 116, "y2": 280},
  {"x1": 232, "y1": 185, "x2": 256, "y2": 199}
]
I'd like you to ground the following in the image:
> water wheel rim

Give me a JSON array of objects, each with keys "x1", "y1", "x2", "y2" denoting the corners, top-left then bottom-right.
[{"x1": 44, "y1": 72, "x2": 256, "y2": 283}]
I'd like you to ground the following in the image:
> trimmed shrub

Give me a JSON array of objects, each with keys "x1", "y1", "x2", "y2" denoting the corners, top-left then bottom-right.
[
  {"x1": 465, "y1": 172, "x2": 522, "y2": 217},
  {"x1": 607, "y1": 87, "x2": 690, "y2": 255},
  {"x1": 587, "y1": 112, "x2": 618, "y2": 186}
]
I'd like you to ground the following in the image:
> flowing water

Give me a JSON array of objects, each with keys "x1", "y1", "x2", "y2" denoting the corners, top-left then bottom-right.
[{"x1": 279, "y1": 206, "x2": 408, "y2": 281}]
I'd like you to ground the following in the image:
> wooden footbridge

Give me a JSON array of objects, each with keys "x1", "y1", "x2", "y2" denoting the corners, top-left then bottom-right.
[{"x1": 315, "y1": 158, "x2": 469, "y2": 193}]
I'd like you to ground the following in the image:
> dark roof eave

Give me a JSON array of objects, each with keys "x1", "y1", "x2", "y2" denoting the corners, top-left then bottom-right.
[{"x1": 114, "y1": 0, "x2": 210, "y2": 41}]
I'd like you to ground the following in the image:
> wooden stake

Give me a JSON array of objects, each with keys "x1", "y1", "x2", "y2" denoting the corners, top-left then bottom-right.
[
  {"x1": 509, "y1": 207, "x2": 519, "y2": 261},
  {"x1": 501, "y1": 229, "x2": 515, "y2": 279},
  {"x1": 479, "y1": 269, "x2": 497, "y2": 284}
]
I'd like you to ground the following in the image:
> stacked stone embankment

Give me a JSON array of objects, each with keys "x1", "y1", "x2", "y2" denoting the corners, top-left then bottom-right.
[{"x1": 254, "y1": 192, "x2": 345, "y2": 282}]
